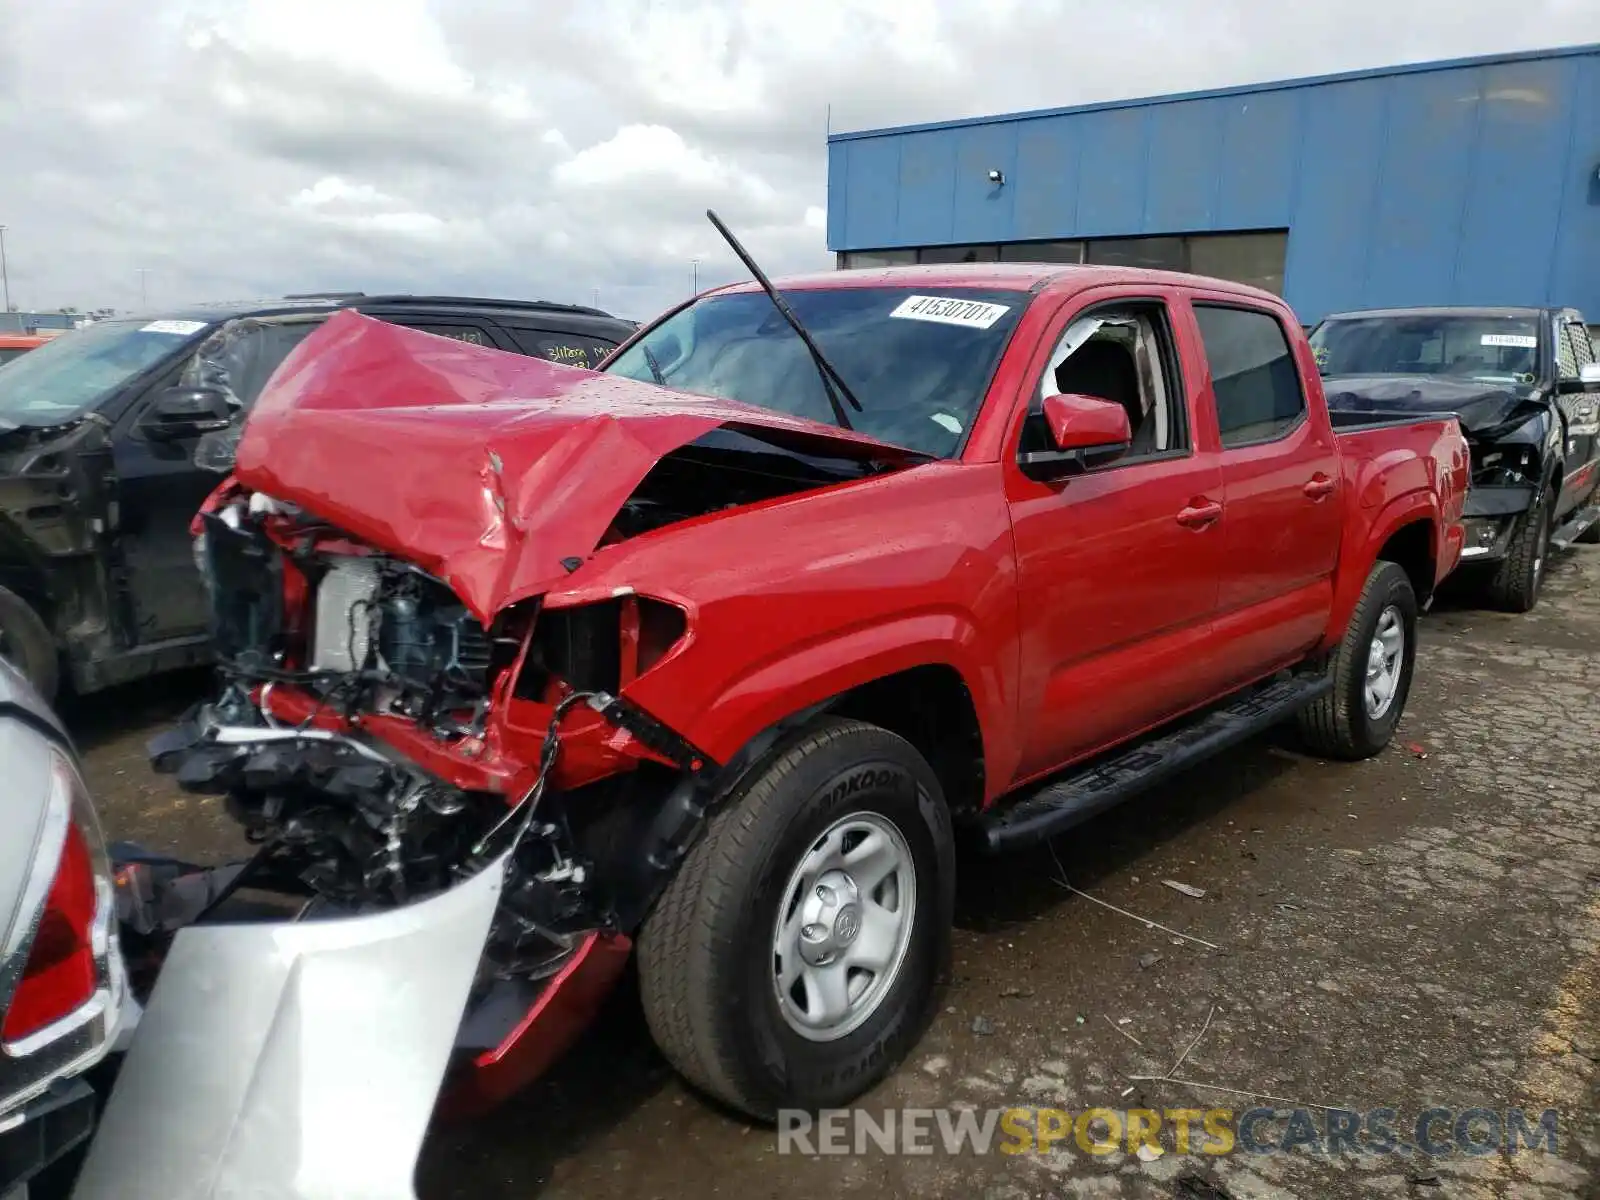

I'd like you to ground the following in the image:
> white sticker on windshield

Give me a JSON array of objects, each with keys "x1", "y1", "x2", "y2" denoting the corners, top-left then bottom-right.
[
  {"x1": 890, "y1": 295, "x2": 1011, "y2": 330},
  {"x1": 1481, "y1": 333, "x2": 1537, "y2": 348},
  {"x1": 140, "y1": 320, "x2": 207, "y2": 336}
]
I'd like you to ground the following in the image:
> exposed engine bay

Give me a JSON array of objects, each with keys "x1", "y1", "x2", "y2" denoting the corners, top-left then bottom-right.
[{"x1": 153, "y1": 432, "x2": 877, "y2": 996}]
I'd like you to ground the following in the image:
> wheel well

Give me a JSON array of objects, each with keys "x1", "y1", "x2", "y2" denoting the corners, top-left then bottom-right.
[
  {"x1": 1377, "y1": 521, "x2": 1435, "y2": 604},
  {"x1": 828, "y1": 664, "x2": 985, "y2": 813}
]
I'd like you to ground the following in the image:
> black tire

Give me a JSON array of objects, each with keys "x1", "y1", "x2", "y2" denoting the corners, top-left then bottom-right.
[
  {"x1": 0, "y1": 584, "x2": 58, "y2": 702},
  {"x1": 1298, "y1": 560, "x2": 1418, "y2": 761},
  {"x1": 1486, "y1": 491, "x2": 1552, "y2": 612},
  {"x1": 637, "y1": 718, "x2": 955, "y2": 1121}
]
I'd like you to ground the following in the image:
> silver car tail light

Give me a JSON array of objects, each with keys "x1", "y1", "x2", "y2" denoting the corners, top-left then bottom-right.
[{"x1": 1, "y1": 749, "x2": 126, "y2": 1117}]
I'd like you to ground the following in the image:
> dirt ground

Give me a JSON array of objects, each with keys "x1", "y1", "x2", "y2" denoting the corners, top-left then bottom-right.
[{"x1": 71, "y1": 547, "x2": 1600, "y2": 1200}]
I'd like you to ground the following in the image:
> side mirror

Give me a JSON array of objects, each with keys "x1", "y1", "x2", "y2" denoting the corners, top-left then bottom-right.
[
  {"x1": 144, "y1": 386, "x2": 232, "y2": 441},
  {"x1": 1020, "y1": 392, "x2": 1133, "y2": 481}
]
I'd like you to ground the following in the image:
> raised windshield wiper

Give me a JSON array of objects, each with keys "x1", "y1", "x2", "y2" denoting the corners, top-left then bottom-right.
[
  {"x1": 705, "y1": 208, "x2": 862, "y2": 432},
  {"x1": 640, "y1": 342, "x2": 667, "y2": 386}
]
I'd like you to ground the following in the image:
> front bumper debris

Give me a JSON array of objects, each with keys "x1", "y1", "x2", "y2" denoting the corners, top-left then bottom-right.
[{"x1": 71, "y1": 852, "x2": 510, "y2": 1200}]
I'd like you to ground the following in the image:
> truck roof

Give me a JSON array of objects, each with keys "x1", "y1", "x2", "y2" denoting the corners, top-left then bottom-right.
[{"x1": 708, "y1": 261, "x2": 1286, "y2": 306}]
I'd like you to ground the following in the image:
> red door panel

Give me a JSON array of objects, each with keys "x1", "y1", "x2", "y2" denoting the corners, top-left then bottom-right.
[
  {"x1": 1007, "y1": 452, "x2": 1224, "y2": 782},
  {"x1": 1186, "y1": 301, "x2": 1342, "y2": 685}
]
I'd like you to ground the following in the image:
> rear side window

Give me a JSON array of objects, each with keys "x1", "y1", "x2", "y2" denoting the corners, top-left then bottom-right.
[
  {"x1": 1193, "y1": 304, "x2": 1306, "y2": 447},
  {"x1": 507, "y1": 329, "x2": 618, "y2": 370},
  {"x1": 1564, "y1": 322, "x2": 1595, "y2": 373}
]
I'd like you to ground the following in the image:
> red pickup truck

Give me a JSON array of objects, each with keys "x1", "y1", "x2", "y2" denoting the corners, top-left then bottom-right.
[{"x1": 153, "y1": 263, "x2": 1467, "y2": 1122}]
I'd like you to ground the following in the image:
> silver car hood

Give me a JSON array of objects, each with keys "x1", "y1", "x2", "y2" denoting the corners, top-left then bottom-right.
[{"x1": 72, "y1": 852, "x2": 508, "y2": 1199}]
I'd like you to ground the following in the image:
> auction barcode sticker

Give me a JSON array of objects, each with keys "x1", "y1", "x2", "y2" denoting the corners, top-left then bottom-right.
[
  {"x1": 1481, "y1": 333, "x2": 1537, "y2": 348},
  {"x1": 141, "y1": 320, "x2": 208, "y2": 336},
  {"x1": 890, "y1": 295, "x2": 1011, "y2": 329}
]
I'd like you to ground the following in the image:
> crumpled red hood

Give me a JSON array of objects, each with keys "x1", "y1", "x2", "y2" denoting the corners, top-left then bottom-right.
[{"x1": 235, "y1": 310, "x2": 914, "y2": 622}]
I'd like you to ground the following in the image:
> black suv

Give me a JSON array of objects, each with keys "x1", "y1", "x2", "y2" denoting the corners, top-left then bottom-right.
[{"x1": 0, "y1": 293, "x2": 638, "y2": 699}]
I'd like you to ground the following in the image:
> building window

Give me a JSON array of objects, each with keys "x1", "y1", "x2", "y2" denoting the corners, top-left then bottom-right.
[
  {"x1": 1085, "y1": 236, "x2": 1187, "y2": 273},
  {"x1": 1188, "y1": 232, "x2": 1287, "y2": 297},
  {"x1": 916, "y1": 244, "x2": 1000, "y2": 264},
  {"x1": 838, "y1": 249, "x2": 917, "y2": 269},
  {"x1": 998, "y1": 241, "x2": 1085, "y2": 264},
  {"x1": 839, "y1": 231, "x2": 1287, "y2": 293}
]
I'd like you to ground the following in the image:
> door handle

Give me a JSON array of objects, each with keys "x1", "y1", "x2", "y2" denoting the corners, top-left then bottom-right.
[
  {"x1": 1303, "y1": 474, "x2": 1336, "y2": 500},
  {"x1": 1176, "y1": 499, "x2": 1223, "y2": 529}
]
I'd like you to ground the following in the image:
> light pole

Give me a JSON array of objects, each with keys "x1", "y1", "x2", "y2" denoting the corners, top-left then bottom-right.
[
  {"x1": 136, "y1": 269, "x2": 149, "y2": 309},
  {"x1": 0, "y1": 225, "x2": 11, "y2": 315},
  {"x1": 691, "y1": 258, "x2": 699, "y2": 296}
]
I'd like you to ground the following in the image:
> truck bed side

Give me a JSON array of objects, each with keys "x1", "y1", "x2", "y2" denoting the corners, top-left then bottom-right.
[{"x1": 1324, "y1": 415, "x2": 1469, "y2": 647}]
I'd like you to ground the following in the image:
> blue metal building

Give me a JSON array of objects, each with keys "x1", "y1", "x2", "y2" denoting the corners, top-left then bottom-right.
[{"x1": 826, "y1": 43, "x2": 1600, "y2": 325}]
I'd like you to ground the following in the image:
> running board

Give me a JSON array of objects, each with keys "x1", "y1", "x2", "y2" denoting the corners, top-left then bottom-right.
[
  {"x1": 1550, "y1": 505, "x2": 1600, "y2": 552},
  {"x1": 972, "y1": 673, "x2": 1333, "y2": 853}
]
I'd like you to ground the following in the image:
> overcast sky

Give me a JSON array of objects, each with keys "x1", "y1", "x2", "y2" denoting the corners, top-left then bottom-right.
[{"x1": 1, "y1": 0, "x2": 1597, "y2": 322}]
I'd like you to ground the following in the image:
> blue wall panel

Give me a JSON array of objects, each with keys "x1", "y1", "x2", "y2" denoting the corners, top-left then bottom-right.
[
  {"x1": 828, "y1": 44, "x2": 1600, "y2": 322},
  {"x1": 1073, "y1": 106, "x2": 1149, "y2": 237},
  {"x1": 951, "y1": 123, "x2": 1019, "y2": 243},
  {"x1": 835, "y1": 138, "x2": 901, "y2": 250},
  {"x1": 1143, "y1": 99, "x2": 1227, "y2": 232},
  {"x1": 1011, "y1": 121, "x2": 1081, "y2": 240},
  {"x1": 1455, "y1": 59, "x2": 1577, "y2": 304},
  {"x1": 1364, "y1": 69, "x2": 1481, "y2": 307},
  {"x1": 1548, "y1": 54, "x2": 1600, "y2": 311},
  {"x1": 1275, "y1": 80, "x2": 1386, "y2": 320},
  {"x1": 894, "y1": 131, "x2": 957, "y2": 246},
  {"x1": 1215, "y1": 90, "x2": 1299, "y2": 230}
]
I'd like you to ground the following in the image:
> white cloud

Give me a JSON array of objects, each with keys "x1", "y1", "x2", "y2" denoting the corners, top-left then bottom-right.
[{"x1": 0, "y1": 0, "x2": 1596, "y2": 321}]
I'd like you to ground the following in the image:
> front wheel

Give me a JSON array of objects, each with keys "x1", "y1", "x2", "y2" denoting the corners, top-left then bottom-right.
[
  {"x1": 1298, "y1": 560, "x2": 1418, "y2": 761},
  {"x1": 637, "y1": 719, "x2": 955, "y2": 1121},
  {"x1": 1486, "y1": 493, "x2": 1552, "y2": 612}
]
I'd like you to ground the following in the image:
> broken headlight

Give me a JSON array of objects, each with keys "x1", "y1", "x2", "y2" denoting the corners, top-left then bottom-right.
[
  {"x1": 518, "y1": 594, "x2": 688, "y2": 698},
  {"x1": 1469, "y1": 442, "x2": 1539, "y2": 487}
]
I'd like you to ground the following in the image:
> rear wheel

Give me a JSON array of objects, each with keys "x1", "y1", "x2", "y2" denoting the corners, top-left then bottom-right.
[
  {"x1": 1298, "y1": 560, "x2": 1417, "y2": 761},
  {"x1": 1486, "y1": 492, "x2": 1552, "y2": 612},
  {"x1": 0, "y1": 585, "x2": 59, "y2": 702},
  {"x1": 637, "y1": 719, "x2": 955, "y2": 1121}
]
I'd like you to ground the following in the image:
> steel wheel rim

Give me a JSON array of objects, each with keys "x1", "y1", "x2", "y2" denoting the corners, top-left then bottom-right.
[
  {"x1": 1364, "y1": 604, "x2": 1405, "y2": 719},
  {"x1": 772, "y1": 810, "x2": 917, "y2": 1042}
]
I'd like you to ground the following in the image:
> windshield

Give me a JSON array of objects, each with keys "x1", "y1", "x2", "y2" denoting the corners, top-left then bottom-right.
[
  {"x1": 1310, "y1": 315, "x2": 1541, "y2": 385},
  {"x1": 0, "y1": 318, "x2": 211, "y2": 429},
  {"x1": 603, "y1": 286, "x2": 1027, "y2": 457}
]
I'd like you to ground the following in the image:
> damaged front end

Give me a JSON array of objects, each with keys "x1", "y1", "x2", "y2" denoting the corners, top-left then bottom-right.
[
  {"x1": 150, "y1": 493, "x2": 714, "y2": 1110},
  {"x1": 145, "y1": 310, "x2": 921, "y2": 1110},
  {"x1": 1323, "y1": 374, "x2": 1557, "y2": 563},
  {"x1": 1457, "y1": 403, "x2": 1558, "y2": 563}
]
